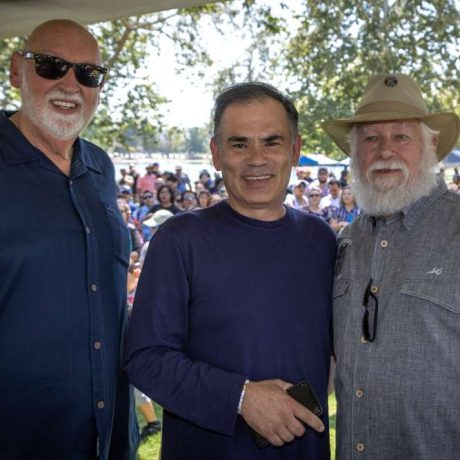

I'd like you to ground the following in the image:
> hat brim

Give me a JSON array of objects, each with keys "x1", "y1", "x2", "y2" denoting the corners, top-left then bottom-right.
[
  {"x1": 322, "y1": 112, "x2": 460, "y2": 161},
  {"x1": 143, "y1": 219, "x2": 158, "y2": 228}
]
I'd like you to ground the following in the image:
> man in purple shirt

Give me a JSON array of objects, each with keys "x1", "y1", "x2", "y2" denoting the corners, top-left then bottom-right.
[{"x1": 125, "y1": 82, "x2": 336, "y2": 459}]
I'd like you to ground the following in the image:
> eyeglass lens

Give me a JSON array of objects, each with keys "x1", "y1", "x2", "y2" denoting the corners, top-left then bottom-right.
[{"x1": 24, "y1": 52, "x2": 106, "y2": 88}]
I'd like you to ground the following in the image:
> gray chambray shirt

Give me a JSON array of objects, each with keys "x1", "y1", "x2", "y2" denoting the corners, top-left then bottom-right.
[{"x1": 333, "y1": 178, "x2": 460, "y2": 460}]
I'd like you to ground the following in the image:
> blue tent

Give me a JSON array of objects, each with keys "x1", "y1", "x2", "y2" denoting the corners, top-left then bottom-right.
[
  {"x1": 298, "y1": 153, "x2": 348, "y2": 167},
  {"x1": 442, "y1": 149, "x2": 460, "y2": 168},
  {"x1": 298, "y1": 155, "x2": 318, "y2": 166}
]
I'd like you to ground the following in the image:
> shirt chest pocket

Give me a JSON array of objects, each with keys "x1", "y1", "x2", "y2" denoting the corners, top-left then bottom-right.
[
  {"x1": 104, "y1": 204, "x2": 130, "y2": 267},
  {"x1": 333, "y1": 279, "x2": 351, "y2": 306},
  {"x1": 401, "y1": 281, "x2": 460, "y2": 314}
]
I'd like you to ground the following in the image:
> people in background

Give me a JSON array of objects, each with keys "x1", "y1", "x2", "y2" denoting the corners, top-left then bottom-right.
[
  {"x1": 174, "y1": 165, "x2": 191, "y2": 193},
  {"x1": 320, "y1": 179, "x2": 341, "y2": 212},
  {"x1": 285, "y1": 180, "x2": 309, "y2": 210},
  {"x1": 178, "y1": 190, "x2": 199, "y2": 212},
  {"x1": 149, "y1": 184, "x2": 180, "y2": 215},
  {"x1": 138, "y1": 209, "x2": 174, "y2": 264},
  {"x1": 339, "y1": 168, "x2": 349, "y2": 188},
  {"x1": 137, "y1": 163, "x2": 158, "y2": 195},
  {"x1": 197, "y1": 189, "x2": 211, "y2": 209},
  {"x1": 133, "y1": 190, "x2": 157, "y2": 241},
  {"x1": 329, "y1": 186, "x2": 360, "y2": 233},
  {"x1": 305, "y1": 186, "x2": 329, "y2": 220},
  {"x1": 309, "y1": 167, "x2": 330, "y2": 197}
]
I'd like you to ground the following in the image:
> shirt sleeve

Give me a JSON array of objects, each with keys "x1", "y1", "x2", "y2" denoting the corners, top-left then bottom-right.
[{"x1": 123, "y1": 227, "x2": 246, "y2": 436}]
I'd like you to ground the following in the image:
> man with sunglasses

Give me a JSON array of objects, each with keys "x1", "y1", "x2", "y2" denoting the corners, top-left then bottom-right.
[
  {"x1": 323, "y1": 74, "x2": 460, "y2": 459},
  {"x1": 0, "y1": 19, "x2": 137, "y2": 459}
]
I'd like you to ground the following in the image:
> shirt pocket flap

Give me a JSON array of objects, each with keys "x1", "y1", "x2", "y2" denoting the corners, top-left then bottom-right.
[
  {"x1": 333, "y1": 279, "x2": 350, "y2": 299},
  {"x1": 401, "y1": 282, "x2": 460, "y2": 314}
]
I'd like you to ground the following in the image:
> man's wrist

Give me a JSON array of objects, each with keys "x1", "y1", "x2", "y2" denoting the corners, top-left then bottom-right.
[{"x1": 237, "y1": 379, "x2": 250, "y2": 414}]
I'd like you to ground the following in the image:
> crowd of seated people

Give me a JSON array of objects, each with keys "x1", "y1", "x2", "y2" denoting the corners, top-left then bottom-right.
[{"x1": 117, "y1": 164, "x2": 359, "y2": 249}]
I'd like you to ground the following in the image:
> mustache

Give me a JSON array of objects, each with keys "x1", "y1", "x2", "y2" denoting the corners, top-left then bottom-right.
[
  {"x1": 368, "y1": 159, "x2": 407, "y2": 172},
  {"x1": 366, "y1": 159, "x2": 409, "y2": 181},
  {"x1": 46, "y1": 90, "x2": 84, "y2": 106}
]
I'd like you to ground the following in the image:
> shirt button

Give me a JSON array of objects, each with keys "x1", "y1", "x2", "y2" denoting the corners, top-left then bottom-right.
[
  {"x1": 85, "y1": 226, "x2": 91, "y2": 234},
  {"x1": 69, "y1": 180, "x2": 73, "y2": 185},
  {"x1": 370, "y1": 284, "x2": 378, "y2": 294},
  {"x1": 90, "y1": 284, "x2": 98, "y2": 292},
  {"x1": 356, "y1": 442, "x2": 365, "y2": 452},
  {"x1": 355, "y1": 389, "x2": 364, "y2": 398},
  {"x1": 94, "y1": 341, "x2": 102, "y2": 350},
  {"x1": 380, "y1": 240, "x2": 388, "y2": 248},
  {"x1": 361, "y1": 336, "x2": 368, "y2": 344},
  {"x1": 97, "y1": 401, "x2": 105, "y2": 409}
]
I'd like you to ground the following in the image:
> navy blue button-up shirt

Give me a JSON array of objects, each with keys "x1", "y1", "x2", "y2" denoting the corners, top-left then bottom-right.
[{"x1": 0, "y1": 111, "x2": 137, "y2": 459}]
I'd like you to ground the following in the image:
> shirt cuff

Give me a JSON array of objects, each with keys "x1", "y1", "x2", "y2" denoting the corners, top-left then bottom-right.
[{"x1": 237, "y1": 379, "x2": 250, "y2": 414}]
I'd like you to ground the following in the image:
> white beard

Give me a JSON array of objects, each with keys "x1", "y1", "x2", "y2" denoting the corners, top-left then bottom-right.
[
  {"x1": 20, "y1": 75, "x2": 96, "y2": 140},
  {"x1": 351, "y1": 151, "x2": 438, "y2": 216}
]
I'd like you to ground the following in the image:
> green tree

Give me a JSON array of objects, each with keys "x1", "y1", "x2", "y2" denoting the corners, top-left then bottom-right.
[
  {"x1": 0, "y1": 36, "x2": 26, "y2": 107},
  {"x1": 1, "y1": 1, "x2": 459, "y2": 158},
  {"x1": 210, "y1": 1, "x2": 291, "y2": 98},
  {"x1": 185, "y1": 126, "x2": 209, "y2": 154},
  {"x1": 0, "y1": 4, "x2": 222, "y2": 151},
  {"x1": 85, "y1": 7, "x2": 219, "y2": 150},
  {"x1": 284, "y1": 0, "x2": 460, "y2": 156}
]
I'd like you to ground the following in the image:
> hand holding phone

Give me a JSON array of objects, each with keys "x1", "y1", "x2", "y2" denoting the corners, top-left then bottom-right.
[{"x1": 250, "y1": 380, "x2": 323, "y2": 448}]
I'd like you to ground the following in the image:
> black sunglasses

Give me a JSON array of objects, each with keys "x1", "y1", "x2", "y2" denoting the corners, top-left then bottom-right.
[
  {"x1": 20, "y1": 51, "x2": 107, "y2": 88},
  {"x1": 309, "y1": 193, "x2": 320, "y2": 197},
  {"x1": 362, "y1": 279, "x2": 379, "y2": 342}
]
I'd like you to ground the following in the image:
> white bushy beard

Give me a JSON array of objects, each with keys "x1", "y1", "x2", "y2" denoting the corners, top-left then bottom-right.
[
  {"x1": 350, "y1": 124, "x2": 439, "y2": 216},
  {"x1": 20, "y1": 72, "x2": 97, "y2": 141}
]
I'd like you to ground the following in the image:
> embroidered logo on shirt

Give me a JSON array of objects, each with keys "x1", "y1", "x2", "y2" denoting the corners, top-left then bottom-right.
[{"x1": 426, "y1": 267, "x2": 443, "y2": 276}]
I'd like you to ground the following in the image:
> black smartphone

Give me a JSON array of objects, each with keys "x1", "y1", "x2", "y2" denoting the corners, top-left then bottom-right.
[
  {"x1": 250, "y1": 380, "x2": 323, "y2": 448},
  {"x1": 286, "y1": 380, "x2": 323, "y2": 416}
]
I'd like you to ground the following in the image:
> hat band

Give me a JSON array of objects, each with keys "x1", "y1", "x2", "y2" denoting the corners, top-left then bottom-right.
[{"x1": 356, "y1": 100, "x2": 429, "y2": 118}]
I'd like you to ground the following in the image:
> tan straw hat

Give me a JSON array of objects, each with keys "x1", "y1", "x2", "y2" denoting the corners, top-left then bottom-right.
[{"x1": 322, "y1": 74, "x2": 460, "y2": 160}]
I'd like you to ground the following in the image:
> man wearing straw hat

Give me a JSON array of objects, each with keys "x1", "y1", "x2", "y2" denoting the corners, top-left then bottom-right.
[{"x1": 323, "y1": 74, "x2": 460, "y2": 459}]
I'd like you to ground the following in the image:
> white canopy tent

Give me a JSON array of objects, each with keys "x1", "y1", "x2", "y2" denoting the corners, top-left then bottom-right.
[{"x1": 0, "y1": 0, "x2": 219, "y2": 39}]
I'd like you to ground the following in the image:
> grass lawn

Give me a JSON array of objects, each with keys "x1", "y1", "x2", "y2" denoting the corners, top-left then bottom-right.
[{"x1": 138, "y1": 394, "x2": 337, "y2": 460}]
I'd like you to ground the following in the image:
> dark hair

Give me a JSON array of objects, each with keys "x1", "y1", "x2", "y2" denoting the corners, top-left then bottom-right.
[
  {"x1": 166, "y1": 174, "x2": 178, "y2": 184},
  {"x1": 157, "y1": 184, "x2": 175, "y2": 205},
  {"x1": 181, "y1": 190, "x2": 197, "y2": 201},
  {"x1": 213, "y1": 82, "x2": 299, "y2": 142},
  {"x1": 328, "y1": 179, "x2": 341, "y2": 187},
  {"x1": 198, "y1": 190, "x2": 211, "y2": 206}
]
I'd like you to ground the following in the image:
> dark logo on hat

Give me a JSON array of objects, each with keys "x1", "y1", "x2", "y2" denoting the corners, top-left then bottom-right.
[{"x1": 384, "y1": 76, "x2": 398, "y2": 87}]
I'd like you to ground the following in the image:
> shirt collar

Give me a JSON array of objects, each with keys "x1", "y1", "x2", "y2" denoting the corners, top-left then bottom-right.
[
  {"x1": 0, "y1": 111, "x2": 42, "y2": 165},
  {"x1": 1, "y1": 110, "x2": 102, "y2": 175},
  {"x1": 72, "y1": 139, "x2": 102, "y2": 176},
  {"x1": 400, "y1": 177, "x2": 447, "y2": 230}
]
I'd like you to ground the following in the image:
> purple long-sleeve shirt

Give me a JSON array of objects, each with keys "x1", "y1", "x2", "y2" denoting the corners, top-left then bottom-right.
[{"x1": 125, "y1": 200, "x2": 337, "y2": 460}]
